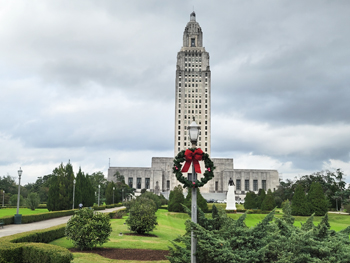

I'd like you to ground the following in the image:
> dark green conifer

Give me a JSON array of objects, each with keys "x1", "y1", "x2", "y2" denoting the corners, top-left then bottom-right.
[
  {"x1": 256, "y1": 189, "x2": 266, "y2": 209},
  {"x1": 307, "y1": 182, "x2": 328, "y2": 216},
  {"x1": 291, "y1": 184, "x2": 310, "y2": 216},
  {"x1": 244, "y1": 191, "x2": 257, "y2": 209},
  {"x1": 184, "y1": 187, "x2": 208, "y2": 213},
  {"x1": 261, "y1": 189, "x2": 276, "y2": 211},
  {"x1": 168, "y1": 185, "x2": 185, "y2": 212}
]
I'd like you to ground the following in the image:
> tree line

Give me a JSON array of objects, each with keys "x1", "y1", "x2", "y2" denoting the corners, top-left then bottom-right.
[
  {"x1": 0, "y1": 162, "x2": 133, "y2": 211},
  {"x1": 244, "y1": 169, "x2": 349, "y2": 216}
]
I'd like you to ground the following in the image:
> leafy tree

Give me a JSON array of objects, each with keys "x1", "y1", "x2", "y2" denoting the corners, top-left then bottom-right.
[
  {"x1": 126, "y1": 197, "x2": 157, "y2": 234},
  {"x1": 65, "y1": 208, "x2": 112, "y2": 250},
  {"x1": 0, "y1": 175, "x2": 17, "y2": 195},
  {"x1": 9, "y1": 194, "x2": 24, "y2": 206},
  {"x1": 261, "y1": 189, "x2": 276, "y2": 211},
  {"x1": 244, "y1": 191, "x2": 257, "y2": 209},
  {"x1": 307, "y1": 182, "x2": 328, "y2": 216},
  {"x1": 26, "y1": 192, "x2": 40, "y2": 210},
  {"x1": 291, "y1": 184, "x2": 310, "y2": 216},
  {"x1": 256, "y1": 189, "x2": 266, "y2": 209},
  {"x1": 168, "y1": 185, "x2": 185, "y2": 212},
  {"x1": 184, "y1": 188, "x2": 208, "y2": 213}
]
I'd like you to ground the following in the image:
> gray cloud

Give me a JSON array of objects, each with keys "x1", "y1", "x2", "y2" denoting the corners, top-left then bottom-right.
[{"x1": 1, "y1": 0, "x2": 350, "y2": 184}]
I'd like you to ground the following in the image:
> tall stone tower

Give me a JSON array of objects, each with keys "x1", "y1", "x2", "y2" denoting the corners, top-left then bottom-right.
[{"x1": 174, "y1": 12, "x2": 211, "y2": 156}]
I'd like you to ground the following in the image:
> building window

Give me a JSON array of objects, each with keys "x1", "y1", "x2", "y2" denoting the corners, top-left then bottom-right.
[
  {"x1": 137, "y1": 178, "x2": 142, "y2": 189},
  {"x1": 145, "y1": 178, "x2": 150, "y2": 189},
  {"x1": 236, "y1": 179, "x2": 241, "y2": 190},
  {"x1": 215, "y1": 181, "x2": 218, "y2": 191},
  {"x1": 167, "y1": 180, "x2": 170, "y2": 190},
  {"x1": 245, "y1": 180, "x2": 249, "y2": 191},
  {"x1": 128, "y1": 177, "x2": 133, "y2": 188},
  {"x1": 262, "y1": 180, "x2": 266, "y2": 191},
  {"x1": 191, "y1": 38, "x2": 195, "y2": 47},
  {"x1": 253, "y1": 180, "x2": 258, "y2": 191}
]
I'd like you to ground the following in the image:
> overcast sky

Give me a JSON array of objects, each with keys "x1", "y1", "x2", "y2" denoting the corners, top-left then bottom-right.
[{"x1": 1, "y1": 1, "x2": 350, "y2": 185}]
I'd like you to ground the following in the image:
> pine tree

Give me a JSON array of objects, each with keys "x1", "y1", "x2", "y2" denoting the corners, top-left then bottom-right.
[
  {"x1": 291, "y1": 184, "x2": 310, "y2": 216},
  {"x1": 47, "y1": 175, "x2": 59, "y2": 211},
  {"x1": 168, "y1": 185, "x2": 185, "y2": 212},
  {"x1": 307, "y1": 182, "x2": 328, "y2": 216},
  {"x1": 256, "y1": 189, "x2": 266, "y2": 209},
  {"x1": 184, "y1": 187, "x2": 208, "y2": 213},
  {"x1": 244, "y1": 191, "x2": 257, "y2": 209},
  {"x1": 74, "y1": 167, "x2": 84, "y2": 207},
  {"x1": 261, "y1": 189, "x2": 276, "y2": 211}
]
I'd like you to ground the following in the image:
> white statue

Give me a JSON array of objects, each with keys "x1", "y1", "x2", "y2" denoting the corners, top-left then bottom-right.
[{"x1": 226, "y1": 178, "x2": 237, "y2": 210}]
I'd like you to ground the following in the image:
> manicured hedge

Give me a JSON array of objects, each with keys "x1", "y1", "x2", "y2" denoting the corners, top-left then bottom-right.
[
  {"x1": 37, "y1": 204, "x2": 48, "y2": 209},
  {"x1": 0, "y1": 224, "x2": 73, "y2": 263},
  {"x1": 0, "y1": 210, "x2": 76, "y2": 226},
  {"x1": 93, "y1": 205, "x2": 106, "y2": 210},
  {"x1": 21, "y1": 210, "x2": 76, "y2": 224},
  {"x1": 107, "y1": 208, "x2": 126, "y2": 219}
]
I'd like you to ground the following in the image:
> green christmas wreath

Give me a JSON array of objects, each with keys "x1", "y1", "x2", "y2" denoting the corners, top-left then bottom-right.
[{"x1": 173, "y1": 148, "x2": 216, "y2": 188}]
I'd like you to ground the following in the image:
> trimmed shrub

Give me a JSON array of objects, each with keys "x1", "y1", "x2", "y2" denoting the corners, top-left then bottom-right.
[
  {"x1": 168, "y1": 185, "x2": 185, "y2": 212},
  {"x1": 307, "y1": 182, "x2": 328, "y2": 216},
  {"x1": 26, "y1": 192, "x2": 40, "y2": 210},
  {"x1": 0, "y1": 224, "x2": 72, "y2": 263},
  {"x1": 140, "y1": 191, "x2": 161, "y2": 210},
  {"x1": 65, "y1": 208, "x2": 112, "y2": 250},
  {"x1": 126, "y1": 197, "x2": 157, "y2": 234},
  {"x1": 184, "y1": 188, "x2": 208, "y2": 213},
  {"x1": 261, "y1": 189, "x2": 276, "y2": 211},
  {"x1": 256, "y1": 189, "x2": 266, "y2": 209},
  {"x1": 291, "y1": 184, "x2": 310, "y2": 216},
  {"x1": 244, "y1": 191, "x2": 257, "y2": 209},
  {"x1": 93, "y1": 205, "x2": 106, "y2": 210}
]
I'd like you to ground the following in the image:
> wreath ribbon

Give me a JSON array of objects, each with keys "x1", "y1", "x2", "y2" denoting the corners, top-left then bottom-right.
[{"x1": 181, "y1": 148, "x2": 203, "y2": 174}]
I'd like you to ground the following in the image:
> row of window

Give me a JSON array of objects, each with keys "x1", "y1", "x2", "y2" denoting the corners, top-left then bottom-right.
[
  {"x1": 184, "y1": 58, "x2": 202, "y2": 62},
  {"x1": 234, "y1": 179, "x2": 267, "y2": 191},
  {"x1": 128, "y1": 177, "x2": 151, "y2": 189},
  {"x1": 178, "y1": 72, "x2": 208, "y2": 77}
]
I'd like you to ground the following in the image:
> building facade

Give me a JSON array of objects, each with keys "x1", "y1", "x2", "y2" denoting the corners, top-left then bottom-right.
[
  {"x1": 107, "y1": 12, "x2": 280, "y2": 200},
  {"x1": 174, "y1": 11, "x2": 211, "y2": 156}
]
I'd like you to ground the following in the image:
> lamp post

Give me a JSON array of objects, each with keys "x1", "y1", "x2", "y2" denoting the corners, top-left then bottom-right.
[
  {"x1": 98, "y1": 185, "x2": 101, "y2": 206},
  {"x1": 16, "y1": 168, "x2": 22, "y2": 215},
  {"x1": 72, "y1": 179, "x2": 76, "y2": 209},
  {"x1": 2, "y1": 190, "x2": 4, "y2": 207},
  {"x1": 188, "y1": 120, "x2": 200, "y2": 263},
  {"x1": 113, "y1": 187, "x2": 115, "y2": 204}
]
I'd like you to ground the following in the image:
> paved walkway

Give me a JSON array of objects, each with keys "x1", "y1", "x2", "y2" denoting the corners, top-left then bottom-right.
[{"x1": 0, "y1": 207, "x2": 125, "y2": 238}]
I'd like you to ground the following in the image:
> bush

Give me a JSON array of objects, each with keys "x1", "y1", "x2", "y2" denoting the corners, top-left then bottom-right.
[
  {"x1": 126, "y1": 197, "x2": 157, "y2": 234},
  {"x1": 26, "y1": 192, "x2": 40, "y2": 210},
  {"x1": 291, "y1": 184, "x2": 310, "y2": 216},
  {"x1": 9, "y1": 194, "x2": 25, "y2": 206},
  {"x1": 140, "y1": 191, "x2": 161, "y2": 210},
  {"x1": 65, "y1": 208, "x2": 112, "y2": 250},
  {"x1": 261, "y1": 189, "x2": 276, "y2": 211},
  {"x1": 244, "y1": 191, "x2": 257, "y2": 209},
  {"x1": 168, "y1": 185, "x2": 185, "y2": 212},
  {"x1": 184, "y1": 188, "x2": 208, "y2": 213}
]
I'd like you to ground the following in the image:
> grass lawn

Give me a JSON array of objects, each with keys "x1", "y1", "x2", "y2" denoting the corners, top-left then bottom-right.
[
  {"x1": 0, "y1": 208, "x2": 49, "y2": 217},
  {"x1": 49, "y1": 208, "x2": 350, "y2": 263}
]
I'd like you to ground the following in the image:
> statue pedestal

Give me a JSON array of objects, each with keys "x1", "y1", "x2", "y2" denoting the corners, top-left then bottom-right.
[{"x1": 226, "y1": 185, "x2": 236, "y2": 210}]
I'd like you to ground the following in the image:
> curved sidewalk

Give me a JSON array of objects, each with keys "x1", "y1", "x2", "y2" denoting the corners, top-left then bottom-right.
[{"x1": 0, "y1": 207, "x2": 125, "y2": 238}]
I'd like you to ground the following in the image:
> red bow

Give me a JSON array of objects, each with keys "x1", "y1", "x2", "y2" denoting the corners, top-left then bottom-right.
[{"x1": 181, "y1": 148, "x2": 203, "y2": 174}]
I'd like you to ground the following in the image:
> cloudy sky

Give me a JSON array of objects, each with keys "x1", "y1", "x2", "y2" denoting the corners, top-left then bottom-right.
[{"x1": 1, "y1": 1, "x2": 350, "y2": 184}]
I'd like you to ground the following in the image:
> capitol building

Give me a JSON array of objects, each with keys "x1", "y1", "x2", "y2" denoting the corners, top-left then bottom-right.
[{"x1": 107, "y1": 12, "x2": 279, "y2": 201}]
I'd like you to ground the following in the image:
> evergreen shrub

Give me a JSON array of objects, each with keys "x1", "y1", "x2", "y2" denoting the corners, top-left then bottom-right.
[
  {"x1": 307, "y1": 182, "x2": 328, "y2": 216},
  {"x1": 184, "y1": 188, "x2": 208, "y2": 213},
  {"x1": 65, "y1": 208, "x2": 112, "y2": 250},
  {"x1": 126, "y1": 197, "x2": 157, "y2": 234},
  {"x1": 291, "y1": 184, "x2": 310, "y2": 216},
  {"x1": 168, "y1": 185, "x2": 185, "y2": 212}
]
